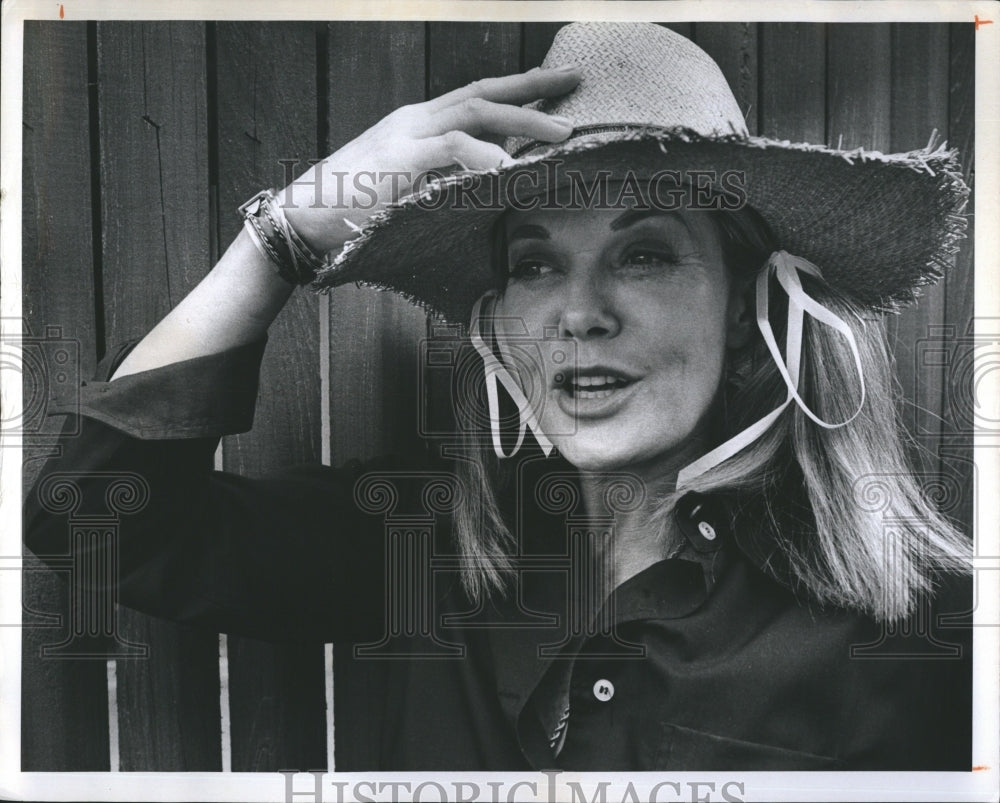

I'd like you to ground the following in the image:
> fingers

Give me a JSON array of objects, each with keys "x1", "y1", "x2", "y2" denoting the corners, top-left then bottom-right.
[
  {"x1": 421, "y1": 97, "x2": 574, "y2": 142},
  {"x1": 424, "y1": 66, "x2": 580, "y2": 113},
  {"x1": 419, "y1": 131, "x2": 514, "y2": 171}
]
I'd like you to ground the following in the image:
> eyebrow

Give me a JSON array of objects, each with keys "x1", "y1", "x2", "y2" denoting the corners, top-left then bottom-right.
[
  {"x1": 609, "y1": 209, "x2": 690, "y2": 232},
  {"x1": 505, "y1": 223, "x2": 550, "y2": 243},
  {"x1": 506, "y1": 210, "x2": 692, "y2": 243}
]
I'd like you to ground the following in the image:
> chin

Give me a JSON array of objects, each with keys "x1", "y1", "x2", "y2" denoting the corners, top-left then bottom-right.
[
  {"x1": 549, "y1": 419, "x2": 700, "y2": 477},
  {"x1": 552, "y1": 436, "x2": 645, "y2": 473}
]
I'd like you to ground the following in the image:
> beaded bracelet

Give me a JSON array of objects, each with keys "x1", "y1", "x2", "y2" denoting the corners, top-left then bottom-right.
[{"x1": 239, "y1": 189, "x2": 327, "y2": 286}]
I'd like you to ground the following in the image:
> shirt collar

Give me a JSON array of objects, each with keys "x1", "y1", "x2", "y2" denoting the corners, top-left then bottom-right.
[
  {"x1": 608, "y1": 491, "x2": 731, "y2": 623},
  {"x1": 485, "y1": 481, "x2": 741, "y2": 766}
]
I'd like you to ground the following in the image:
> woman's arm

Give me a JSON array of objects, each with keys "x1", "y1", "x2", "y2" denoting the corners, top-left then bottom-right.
[
  {"x1": 110, "y1": 229, "x2": 293, "y2": 379},
  {"x1": 25, "y1": 336, "x2": 416, "y2": 642},
  {"x1": 111, "y1": 66, "x2": 580, "y2": 380},
  {"x1": 26, "y1": 67, "x2": 582, "y2": 638}
]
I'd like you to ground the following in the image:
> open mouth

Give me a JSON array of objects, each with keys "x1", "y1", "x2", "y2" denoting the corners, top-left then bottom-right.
[{"x1": 557, "y1": 370, "x2": 637, "y2": 400}]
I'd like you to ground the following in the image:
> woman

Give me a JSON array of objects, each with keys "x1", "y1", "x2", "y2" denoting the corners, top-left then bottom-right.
[{"x1": 25, "y1": 22, "x2": 973, "y2": 771}]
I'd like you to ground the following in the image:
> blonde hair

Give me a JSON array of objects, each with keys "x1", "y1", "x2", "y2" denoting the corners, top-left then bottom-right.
[{"x1": 451, "y1": 207, "x2": 972, "y2": 621}]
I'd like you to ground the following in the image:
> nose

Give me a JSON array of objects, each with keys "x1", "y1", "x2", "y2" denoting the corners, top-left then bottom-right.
[{"x1": 558, "y1": 273, "x2": 621, "y2": 340}]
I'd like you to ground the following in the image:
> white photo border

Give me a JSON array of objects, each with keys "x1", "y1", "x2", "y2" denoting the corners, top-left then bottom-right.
[{"x1": 2, "y1": 1, "x2": 998, "y2": 801}]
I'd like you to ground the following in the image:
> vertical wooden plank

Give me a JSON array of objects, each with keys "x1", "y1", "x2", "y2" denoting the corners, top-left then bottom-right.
[
  {"x1": 428, "y1": 23, "x2": 521, "y2": 100},
  {"x1": 20, "y1": 20, "x2": 108, "y2": 771},
  {"x1": 325, "y1": 20, "x2": 427, "y2": 772},
  {"x1": 419, "y1": 21, "x2": 522, "y2": 440},
  {"x1": 99, "y1": 22, "x2": 213, "y2": 334},
  {"x1": 826, "y1": 24, "x2": 891, "y2": 151},
  {"x1": 946, "y1": 23, "x2": 975, "y2": 332},
  {"x1": 96, "y1": 20, "x2": 222, "y2": 771},
  {"x1": 19, "y1": 23, "x2": 98, "y2": 378},
  {"x1": 822, "y1": 26, "x2": 966, "y2": 533},
  {"x1": 889, "y1": 24, "x2": 951, "y2": 150},
  {"x1": 887, "y1": 25, "x2": 951, "y2": 471},
  {"x1": 695, "y1": 23, "x2": 759, "y2": 136},
  {"x1": 759, "y1": 23, "x2": 826, "y2": 143},
  {"x1": 522, "y1": 22, "x2": 565, "y2": 70},
  {"x1": 215, "y1": 21, "x2": 327, "y2": 772},
  {"x1": 942, "y1": 23, "x2": 976, "y2": 541},
  {"x1": 661, "y1": 22, "x2": 693, "y2": 40},
  {"x1": 327, "y1": 22, "x2": 429, "y2": 463}
]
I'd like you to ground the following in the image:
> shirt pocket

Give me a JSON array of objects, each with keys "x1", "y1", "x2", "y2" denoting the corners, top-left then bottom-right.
[{"x1": 651, "y1": 722, "x2": 845, "y2": 770}]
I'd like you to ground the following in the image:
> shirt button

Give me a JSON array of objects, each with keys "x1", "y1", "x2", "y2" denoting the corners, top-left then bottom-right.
[
  {"x1": 592, "y1": 679, "x2": 615, "y2": 702},
  {"x1": 697, "y1": 521, "x2": 717, "y2": 541}
]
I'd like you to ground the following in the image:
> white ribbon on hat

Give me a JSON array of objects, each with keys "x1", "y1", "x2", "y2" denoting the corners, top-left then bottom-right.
[
  {"x1": 470, "y1": 291, "x2": 555, "y2": 458},
  {"x1": 676, "y1": 250, "x2": 866, "y2": 488}
]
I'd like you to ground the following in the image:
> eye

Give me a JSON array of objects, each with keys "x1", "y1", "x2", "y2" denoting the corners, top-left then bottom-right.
[
  {"x1": 508, "y1": 258, "x2": 557, "y2": 281},
  {"x1": 620, "y1": 247, "x2": 679, "y2": 270}
]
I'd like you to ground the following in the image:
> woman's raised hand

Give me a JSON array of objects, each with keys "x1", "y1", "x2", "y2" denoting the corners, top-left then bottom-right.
[
  {"x1": 111, "y1": 67, "x2": 579, "y2": 380},
  {"x1": 280, "y1": 66, "x2": 581, "y2": 254}
]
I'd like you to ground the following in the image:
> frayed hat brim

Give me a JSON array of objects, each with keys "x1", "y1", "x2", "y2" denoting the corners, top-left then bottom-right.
[{"x1": 312, "y1": 128, "x2": 969, "y2": 325}]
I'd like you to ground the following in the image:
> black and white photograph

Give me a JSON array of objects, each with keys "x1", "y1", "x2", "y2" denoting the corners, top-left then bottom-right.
[{"x1": 2, "y1": 1, "x2": 998, "y2": 801}]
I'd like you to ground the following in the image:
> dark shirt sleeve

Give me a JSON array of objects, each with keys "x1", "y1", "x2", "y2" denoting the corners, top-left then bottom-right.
[{"x1": 24, "y1": 339, "x2": 389, "y2": 643}]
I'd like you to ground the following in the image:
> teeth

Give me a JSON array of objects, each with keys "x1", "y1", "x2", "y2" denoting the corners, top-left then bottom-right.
[
  {"x1": 571, "y1": 374, "x2": 623, "y2": 388},
  {"x1": 563, "y1": 373, "x2": 633, "y2": 399}
]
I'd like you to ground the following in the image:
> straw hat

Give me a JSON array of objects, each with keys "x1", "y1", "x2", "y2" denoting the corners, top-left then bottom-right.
[{"x1": 312, "y1": 22, "x2": 969, "y2": 324}]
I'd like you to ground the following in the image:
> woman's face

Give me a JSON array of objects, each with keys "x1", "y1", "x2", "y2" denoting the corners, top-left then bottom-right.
[{"x1": 494, "y1": 205, "x2": 749, "y2": 475}]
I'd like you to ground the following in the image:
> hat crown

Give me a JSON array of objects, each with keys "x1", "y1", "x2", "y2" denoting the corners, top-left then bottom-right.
[
  {"x1": 319, "y1": 22, "x2": 969, "y2": 325},
  {"x1": 507, "y1": 22, "x2": 748, "y2": 156}
]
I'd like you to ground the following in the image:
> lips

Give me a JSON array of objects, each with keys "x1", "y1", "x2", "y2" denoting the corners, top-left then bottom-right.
[
  {"x1": 554, "y1": 366, "x2": 641, "y2": 421},
  {"x1": 555, "y1": 366, "x2": 636, "y2": 399}
]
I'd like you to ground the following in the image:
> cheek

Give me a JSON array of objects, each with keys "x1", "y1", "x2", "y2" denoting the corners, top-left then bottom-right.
[
  {"x1": 646, "y1": 347, "x2": 725, "y2": 431},
  {"x1": 490, "y1": 302, "x2": 563, "y2": 440},
  {"x1": 494, "y1": 289, "x2": 549, "y2": 332},
  {"x1": 631, "y1": 293, "x2": 731, "y2": 433},
  {"x1": 492, "y1": 294, "x2": 556, "y2": 376},
  {"x1": 639, "y1": 286, "x2": 730, "y2": 367}
]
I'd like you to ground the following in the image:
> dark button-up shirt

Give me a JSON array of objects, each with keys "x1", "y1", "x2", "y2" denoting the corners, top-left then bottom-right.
[{"x1": 23, "y1": 338, "x2": 973, "y2": 771}]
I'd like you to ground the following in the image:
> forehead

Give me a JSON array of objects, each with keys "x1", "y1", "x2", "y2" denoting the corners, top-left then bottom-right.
[{"x1": 502, "y1": 205, "x2": 721, "y2": 246}]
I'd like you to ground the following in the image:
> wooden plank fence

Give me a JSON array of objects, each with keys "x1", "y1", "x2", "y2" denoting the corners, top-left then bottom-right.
[
  {"x1": 214, "y1": 21, "x2": 327, "y2": 773},
  {"x1": 20, "y1": 21, "x2": 976, "y2": 772}
]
